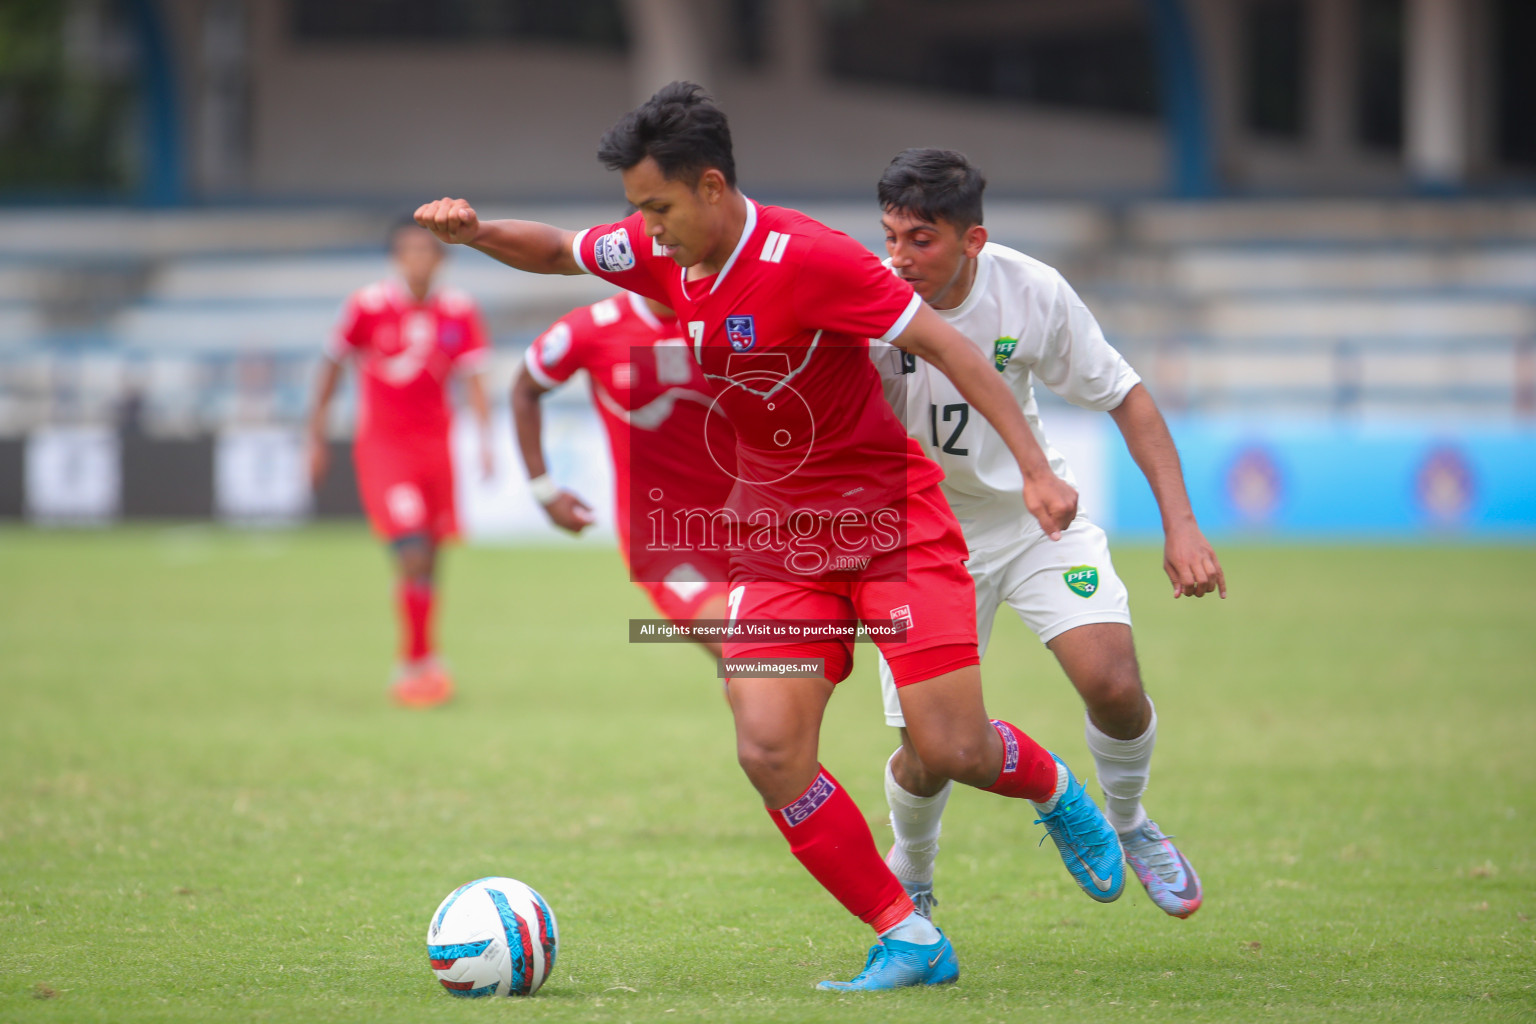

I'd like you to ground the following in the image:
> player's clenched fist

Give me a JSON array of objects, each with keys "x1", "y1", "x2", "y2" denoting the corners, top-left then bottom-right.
[
  {"x1": 542, "y1": 490, "x2": 596, "y2": 534},
  {"x1": 1023, "y1": 473, "x2": 1078, "y2": 542},
  {"x1": 414, "y1": 197, "x2": 480, "y2": 245}
]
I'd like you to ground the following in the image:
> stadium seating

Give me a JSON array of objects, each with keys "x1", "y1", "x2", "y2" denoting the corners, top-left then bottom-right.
[{"x1": 1, "y1": 200, "x2": 1533, "y2": 433}]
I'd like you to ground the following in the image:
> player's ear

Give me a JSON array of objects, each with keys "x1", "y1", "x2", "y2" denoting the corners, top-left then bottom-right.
[
  {"x1": 698, "y1": 168, "x2": 726, "y2": 204},
  {"x1": 963, "y1": 224, "x2": 988, "y2": 258}
]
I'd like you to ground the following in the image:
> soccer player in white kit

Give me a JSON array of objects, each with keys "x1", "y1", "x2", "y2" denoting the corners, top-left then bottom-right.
[{"x1": 870, "y1": 149, "x2": 1227, "y2": 920}]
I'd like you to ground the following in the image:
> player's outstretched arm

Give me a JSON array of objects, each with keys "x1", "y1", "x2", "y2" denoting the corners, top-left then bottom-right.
[
  {"x1": 1109, "y1": 383, "x2": 1226, "y2": 599},
  {"x1": 509, "y1": 363, "x2": 595, "y2": 533},
  {"x1": 893, "y1": 302, "x2": 1077, "y2": 539},
  {"x1": 414, "y1": 198, "x2": 584, "y2": 276}
]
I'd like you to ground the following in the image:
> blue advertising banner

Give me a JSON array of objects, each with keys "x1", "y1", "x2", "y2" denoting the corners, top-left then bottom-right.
[{"x1": 1109, "y1": 420, "x2": 1536, "y2": 540}]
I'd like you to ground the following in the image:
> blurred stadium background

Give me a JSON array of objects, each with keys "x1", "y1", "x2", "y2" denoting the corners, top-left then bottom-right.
[{"x1": 1, "y1": 0, "x2": 1534, "y2": 540}]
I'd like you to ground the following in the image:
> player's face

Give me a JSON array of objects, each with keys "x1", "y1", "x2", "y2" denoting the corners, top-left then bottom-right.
[
  {"x1": 882, "y1": 209, "x2": 985, "y2": 311},
  {"x1": 622, "y1": 157, "x2": 728, "y2": 270},
  {"x1": 393, "y1": 227, "x2": 445, "y2": 296}
]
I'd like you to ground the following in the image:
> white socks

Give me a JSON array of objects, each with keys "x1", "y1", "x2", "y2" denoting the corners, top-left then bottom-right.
[
  {"x1": 1085, "y1": 699, "x2": 1157, "y2": 835},
  {"x1": 881, "y1": 910, "x2": 941, "y2": 946},
  {"x1": 884, "y1": 698, "x2": 1157, "y2": 888},
  {"x1": 883, "y1": 750, "x2": 952, "y2": 886}
]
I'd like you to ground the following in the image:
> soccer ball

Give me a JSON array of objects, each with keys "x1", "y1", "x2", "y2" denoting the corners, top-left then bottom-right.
[{"x1": 426, "y1": 877, "x2": 559, "y2": 997}]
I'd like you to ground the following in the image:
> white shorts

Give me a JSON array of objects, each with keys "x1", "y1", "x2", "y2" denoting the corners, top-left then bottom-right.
[{"x1": 878, "y1": 513, "x2": 1132, "y2": 727}]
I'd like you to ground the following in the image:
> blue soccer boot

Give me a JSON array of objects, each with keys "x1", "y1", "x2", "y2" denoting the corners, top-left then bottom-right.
[
  {"x1": 816, "y1": 931, "x2": 959, "y2": 991},
  {"x1": 1034, "y1": 753, "x2": 1125, "y2": 902}
]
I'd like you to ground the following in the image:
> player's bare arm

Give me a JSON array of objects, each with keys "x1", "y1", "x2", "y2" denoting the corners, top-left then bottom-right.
[
  {"x1": 509, "y1": 363, "x2": 595, "y2": 533},
  {"x1": 305, "y1": 356, "x2": 344, "y2": 488},
  {"x1": 466, "y1": 372, "x2": 495, "y2": 481},
  {"x1": 1108, "y1": 383, "x2": 1226, "y2": 599},
  {"x1": 892, "y1": 302, "x2": 1078, "y2": 539},
  {"x1": 414, "y1": 198, "x2": 584, "y2": 276}
]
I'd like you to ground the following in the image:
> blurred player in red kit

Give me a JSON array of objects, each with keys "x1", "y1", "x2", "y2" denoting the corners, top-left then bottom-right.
[
  {"x1": 415, "y1": 83, "x2": 1125, "y2": 990},
  {"x1": 307, "y1": 221, "x2": 494, "y2": 708},
  {"x1": 511, "y1": 291, "x2": 735, "y2": 655}
]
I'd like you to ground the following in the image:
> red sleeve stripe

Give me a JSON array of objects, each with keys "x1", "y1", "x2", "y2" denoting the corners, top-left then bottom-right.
[{"x1": 523, "y1": 346, "x2": 560, "y2": 389}]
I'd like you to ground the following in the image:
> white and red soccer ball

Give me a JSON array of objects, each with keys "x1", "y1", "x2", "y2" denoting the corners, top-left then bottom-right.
[{"x1": 426, "y1": 877, "x2": 558, "y2": 997}]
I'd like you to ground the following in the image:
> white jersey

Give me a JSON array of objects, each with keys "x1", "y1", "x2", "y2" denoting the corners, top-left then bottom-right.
[{"x1": 872, "y1": 242, "x2": 1140, "y2": 552}]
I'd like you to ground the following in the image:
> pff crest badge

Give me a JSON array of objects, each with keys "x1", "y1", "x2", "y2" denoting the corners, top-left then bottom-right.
[
  {"x1": 726, "y1": 315, "x2": 757, "y2": 352},
  {"x1": 993, "y1": 337, "x2": 1019, "y2": 372},
  {"x1": 1063, "y1": 565, "x2": 1099, "y2": 598}
]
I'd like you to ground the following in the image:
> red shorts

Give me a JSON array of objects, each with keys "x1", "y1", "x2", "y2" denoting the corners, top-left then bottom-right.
[
  {"x1": 354, "y1": 438, "x2": 458, "y2": 542},
  {"x1": 622, "y1": 539, "x2": 734, "y2": 626},
  {"x1": 722, "y1": 484, "x2": 979, "y2": 687},
  {"x1": 638, "y1": 577, "x2": 732, "y2": 625}
]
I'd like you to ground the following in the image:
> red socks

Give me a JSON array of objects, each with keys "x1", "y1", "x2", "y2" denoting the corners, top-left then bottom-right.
[
  {"x1": 979, "y1": 719, "x2": 1059, "y2": 802},
  {"x1": 768, "y1": 766, "x2": 913, "y2": 935},
  {"x1": 399, "y1": 579, "x2": 435, "y2": 662},
  {"x1": 767, "y1": 731, "x2": 1052, "y2": 936}
]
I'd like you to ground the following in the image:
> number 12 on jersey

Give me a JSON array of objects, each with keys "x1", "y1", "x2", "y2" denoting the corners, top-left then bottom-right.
[{"x1": 928, "y1": 402, "x2": 969, "y2": 456}]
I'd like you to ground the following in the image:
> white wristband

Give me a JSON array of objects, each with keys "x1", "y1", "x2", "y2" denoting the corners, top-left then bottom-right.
[{"x1": 528, "y1": 474, "x2": 559, "y2": 506}]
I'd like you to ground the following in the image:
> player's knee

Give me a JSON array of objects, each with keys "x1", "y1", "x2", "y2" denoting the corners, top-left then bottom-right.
[
  {"x1": 1080, "y1": 667, "x2": 1146, "y2": 725},
  {"x1": 909, "y1": 731, "x2": 990, "y2": 786},
  {"x1": 735, "y1": 736, "x2": 801, "y2": 790},
  {"x1": 393, "y1": 535, "x2": 433, "y2": 579}
]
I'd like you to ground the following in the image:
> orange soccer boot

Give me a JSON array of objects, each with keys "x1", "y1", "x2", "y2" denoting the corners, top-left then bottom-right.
[{"x1": 391, "y1": 660, "x2": 455, "y2": 708}]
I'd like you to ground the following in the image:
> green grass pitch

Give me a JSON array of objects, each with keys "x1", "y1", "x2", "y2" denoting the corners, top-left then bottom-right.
[{"x1": 1, "y1": 525, "x2": 1533, "y2": 1023}]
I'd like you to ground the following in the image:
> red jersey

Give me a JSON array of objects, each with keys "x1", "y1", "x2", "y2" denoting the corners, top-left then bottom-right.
[
  {"x1": 525, "y1": 291, "x2": 736, "y2": 571},
  {"x1": 572, "y1": 202, "x2": 940, "y2": 525},
  {"x1": 330, "y1": 279, "x2": 489, "y2": 447}
]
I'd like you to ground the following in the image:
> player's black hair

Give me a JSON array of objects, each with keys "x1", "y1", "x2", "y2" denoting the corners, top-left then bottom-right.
[
  {"x1": 877, "y1": 148, "x2": 986, "y2": 230},
  {"x1": 597, "y1": 81, "x2": 737, "y2": 189}
]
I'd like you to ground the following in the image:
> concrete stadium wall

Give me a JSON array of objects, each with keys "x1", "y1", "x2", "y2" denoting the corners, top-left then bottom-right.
[
  {"x1": 133, "y1": 0, "x2": 1535, "y2": 203},
  {"x1": 240, "y1": 4, "x2": 1166, "y2": 200}
]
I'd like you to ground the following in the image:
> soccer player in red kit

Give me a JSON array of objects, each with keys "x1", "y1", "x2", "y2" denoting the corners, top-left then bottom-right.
[
  {"x1": 416, "y1": 83, "x2": 1124, "y2": 989},
  {"x1": 307, "y1": 222, "x2": 494, "y2": 708},
  {"x1": 511, "y1": 291, "x2": 734, "y2": 654}
]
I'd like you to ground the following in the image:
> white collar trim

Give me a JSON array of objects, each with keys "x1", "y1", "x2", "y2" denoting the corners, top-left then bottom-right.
[
  {"x1": 386, "y1": 277, "x2": 434, "y2": 306},
  {"x1": 939, "y1": 247, "x2": 991, "y2": 322}
]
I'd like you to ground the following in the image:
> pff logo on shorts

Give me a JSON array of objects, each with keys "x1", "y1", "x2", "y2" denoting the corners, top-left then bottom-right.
[{"x1": 1064, "y1": 565, "x2": 1099, "y2": 598}]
